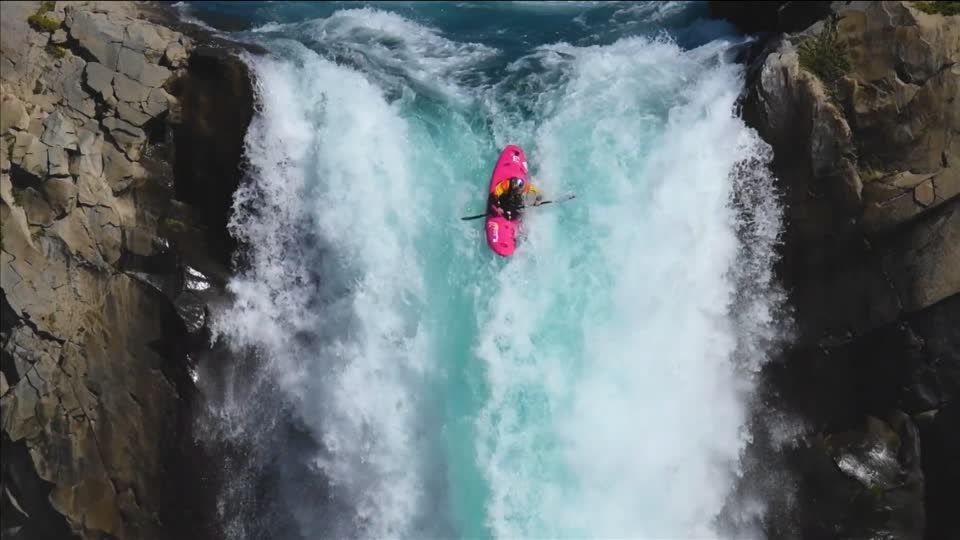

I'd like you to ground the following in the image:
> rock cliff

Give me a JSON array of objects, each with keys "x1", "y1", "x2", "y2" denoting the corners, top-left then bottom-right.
[
  {"x1": 712, "y1": 2, "x2": 959, "y2": 539},
  {"x1": 0, "y1": 2, "x2": 254, "y2": 538}
]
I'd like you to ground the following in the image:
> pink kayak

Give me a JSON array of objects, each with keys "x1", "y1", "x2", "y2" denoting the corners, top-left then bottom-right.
[{"x1": 485, "y1": 145, "x2": 529, "y2": 257}]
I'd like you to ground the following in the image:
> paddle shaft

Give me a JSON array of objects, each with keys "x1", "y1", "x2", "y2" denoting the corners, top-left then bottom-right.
[{"x1": 460, "y1": 194, "x2": 576, "y2": 221}]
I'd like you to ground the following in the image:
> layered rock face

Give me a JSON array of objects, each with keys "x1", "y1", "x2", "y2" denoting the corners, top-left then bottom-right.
[
  {"x1": 1, "y1": 2, "x2": 254, "y2": 539},
  {"x1": 715, "y1": 2, "x2": 958, "y2": 539}
]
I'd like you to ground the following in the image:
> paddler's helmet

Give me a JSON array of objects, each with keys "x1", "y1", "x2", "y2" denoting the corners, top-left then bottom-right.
[{"x1": 510, "y1": 177, "x2": 524, "y2": 192}]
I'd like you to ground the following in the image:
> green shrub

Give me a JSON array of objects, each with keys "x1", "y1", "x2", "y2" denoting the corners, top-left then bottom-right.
[
  {"x1": 859, "y1": 165, "x2": 888, "y2": 182},
  {"x1": 798, "y1": 18, "x2": 851, "y2": 85},
  {"x1": 27, "y1": 12, "x2": 59, "y2": 32},
  {"x1": 913, "y1": 1, "x2": 960, "y2": 15},
  {"x1": 45, "y1": 44, "x2": 66, "y2": 59},
  {"x1": 27, "y1": 2, "x2": 59, "y2": 33}
]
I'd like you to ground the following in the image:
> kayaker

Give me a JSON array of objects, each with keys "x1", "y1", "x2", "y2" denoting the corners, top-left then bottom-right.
[{"x1": 489, "y1": 177, "x2": 542, "y2": 221}]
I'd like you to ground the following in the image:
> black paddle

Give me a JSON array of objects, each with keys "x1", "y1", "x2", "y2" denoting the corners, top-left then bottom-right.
[{"x1": 460, "y1": 194, "x2": 576, "y2": 221}]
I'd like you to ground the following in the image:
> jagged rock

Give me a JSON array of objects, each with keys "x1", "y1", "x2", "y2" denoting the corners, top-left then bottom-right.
[
  {"x1": 84, "y1": 61, "x2": 115, "y2": 101},
  {"x1": 831, "y1": 412, "x2": 925, "y2": 539},
  {"x1": 124, "y1": 21, "x2": 178, "y2": 62},
  {"x1": 171, "y1": 45, "x2": 257, "y2": 264},
  {"x1": 48, "y1": 207, "x2": 100, "y2": 264},
  {"x1": 103, "y1": 115, "x2": 146, "y2": 160},
  {"x1": 101, "y1": 143, "x2": 142, "y2": 192},
  {"x1": 76, "y1": 170, "x2": 111, "y2": 207},
  {"x1": 76, "y1": 126, "x2": 103, "y2": 155},
  {"x1": 125, "y1": 226, "x2": 156, "y2": 257},
  {"x1": 16, "y1": 188, "x2": 54, "y2": 227},
  {"x1": 914, "y1": 180, "x2": 935, "y2": 207},
  {"x1": 40, "y1": 110, "x2": 78, "y2": 150},
  {"x1": 3, "y1": 3, "x2": 252, "y2": 539},
  {"x1": 1, "y1": 324, "x2": 62, "y2": 388},
  {"x1": 882, "y1": 202, "x2": 960, "y2": 313},
  {"x1": 45, "y1": 146, "x2": 69, "y2": 177},
  {"x1": 1, "y1": 265, "x2": 196, "y2": 538},
  {"x1": 144, "y1": 86, "x2": 171, "y2": 118},
  {"x1": 87, "y1": 204, "x2": 123, "y2": 265},
  {"x1": 163, "y1": 41, "x2": 188, "y2": 68},
  {"x1": 117, "y1": 100, "x2": 151, "y2": 126},
  {"x1": 51, "y1": 29, "x2": 68, "y2": 45},
  {"x1": 63, "y1": 79, "x2": 97, "y2": 119},
  {"x1": 11, "y1": 132, "x2": 48, "y2": 178},
  {"x1": 0, "y1": 95, "x2": 29, "y2": 132},
  {"x1": 708, "y1": 1, "x2": 833, "y2": 34},
  {"x1": 117, "y1": 46, "x2": 171, "y2": 88},
  {"x1": 43, "y1": 177, "x2": 77, "y2": 217},
  {"x1": 69, "y1": 152, "x2": 104, "y2": 179},
  {"x1": 47, "y1": 55, "x2": 99, "y2": 119},
  {"x1": 65, "y1": 9, "x2": 125, "y2": 70},
  {"x1": 111, "y1": 71, "x2": 150, "y2": 103},
  {"x1": 877, "y1": 167, "x2": 960, "y2": 225}
]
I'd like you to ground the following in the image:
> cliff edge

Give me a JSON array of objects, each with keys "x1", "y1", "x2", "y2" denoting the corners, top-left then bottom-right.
[
  {"x1": 712, "y1": 2, "x2": 959, "y2": 539},
  {"x1": 0, "y1": 2, "x2": 255, "y2": 538}
]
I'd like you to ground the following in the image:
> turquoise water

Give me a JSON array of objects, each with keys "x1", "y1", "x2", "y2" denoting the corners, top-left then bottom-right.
[{"x1": 187, "y1": 2, "x2": 785, "y2": 539}]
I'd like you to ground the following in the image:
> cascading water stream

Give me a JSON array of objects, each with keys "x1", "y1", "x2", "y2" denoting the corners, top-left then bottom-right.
[{"x1": 184, "y1": 2, "x2": 786, "y2": 539}]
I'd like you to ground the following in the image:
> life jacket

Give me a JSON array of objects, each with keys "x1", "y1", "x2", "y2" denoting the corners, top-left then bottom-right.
[{"x1": 493, "y1": 178, "x2": 537, "y2": 197}]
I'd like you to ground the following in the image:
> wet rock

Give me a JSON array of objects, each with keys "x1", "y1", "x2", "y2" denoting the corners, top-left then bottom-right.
[
  {"x1": 881, "y1": 202, "x2": 960, "y2": 313},
  {"x1": 171, "y1": 45, "x2": 256, "y2": 265},
  {"x1": 828, "y1": 412, "x2": 925, "y2": 540},
  {"x1": 724, "y1": 2, "x2": 960, "y2": 539},
  {"x1": 708, "y1": 1, "x2": 833, "y2": 35},
  {"x1": 3, "y1": 2, "x2": 247, "y2": 538}
]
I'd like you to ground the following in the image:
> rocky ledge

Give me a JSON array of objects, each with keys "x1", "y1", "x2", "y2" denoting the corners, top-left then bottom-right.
[
  {"x1": 1, "y1": 2, "x2": 255, "y2": 539},
  {"x1": 712, "y1": 2, "x2": 959, "y2": 539}
]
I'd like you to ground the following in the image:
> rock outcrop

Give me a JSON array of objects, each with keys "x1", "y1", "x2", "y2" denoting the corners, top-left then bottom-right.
[
  {"x1": 1, "y1": 2, "x2": 255, "y2": 539},
  {"x1": 712, "y1": 2, "x2": 959, "y2": 539}
]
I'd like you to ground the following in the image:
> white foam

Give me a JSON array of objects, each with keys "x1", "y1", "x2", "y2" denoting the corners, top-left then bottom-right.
[
  {"x1": 211, "y1": 42, "x2": 431, "y2": 539},
  {"x1": 269, "y1": 8, "x2": 499, "y2": 103},
  {"x1": 207, "y1": 7, "x2": 785, "y2": 539},
  {"x1": 475, "y1": 35, "x2": 783, "y2": 538}
]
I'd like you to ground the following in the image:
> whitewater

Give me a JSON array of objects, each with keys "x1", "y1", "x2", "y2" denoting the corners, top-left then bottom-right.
[{"x1": 188, "y1": 2, "x2": 786, "y2": 539}]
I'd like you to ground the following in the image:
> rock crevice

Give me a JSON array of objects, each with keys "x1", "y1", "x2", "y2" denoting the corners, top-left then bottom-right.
[
  {"x1": 712, "y1": 2, "x2": 960, "y2": 539},
  {"x1": 1, "y1": 2, "x2": 256, "y2": 539}
]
